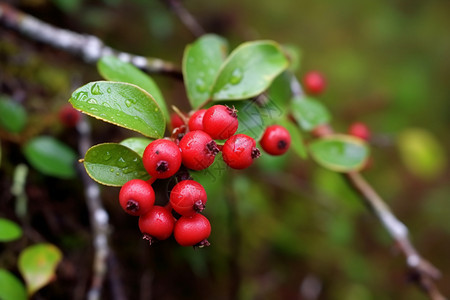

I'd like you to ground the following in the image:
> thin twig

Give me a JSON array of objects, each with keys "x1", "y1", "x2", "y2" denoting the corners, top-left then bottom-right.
[
  {"x1": 160, "y1": 0, "x2": 205, "y2": 37},
  {"x1": 76, "y1": 115, "x2": 111, "y2": 300},
  {"x1": 0, "y1": 2, "x2": 181, "y2": 78}
]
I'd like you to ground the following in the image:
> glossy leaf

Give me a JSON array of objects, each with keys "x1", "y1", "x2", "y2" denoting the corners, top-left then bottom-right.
[
  {"x1": 397, "y1": 129, "x2": 447, "y2": 180},
  {"x1": 23, "y1": 136, "x2": 77, "y2": 178},
  {"x1": 97, "y1": 56, "x2": 169, "y2": 122},
  {"x1": 183, "y1": 34, "x2": 228, "y2": 108},
  {"x1": 233, "y1": 101, "x2": 266, "y2": 140},
  {"x1": 278, "y1": 118, "x2": 307, "y2": 159},
  {"x1": 262, "y1": 71, "x2": 293, "y2": 123},
  {"x1": 0, "y1": 269, "x2": 27, "y2": 300},
  {"x1": 309, "y1": 134, "x2": 369, "y2": 172},
  {"x1": 212, "y1": 40, "x2": 289, "y2": 101},
  {"x1": 120, "y1": 137, "x2": 152, "y2": 157},
  {"x1": 83, "y1": 143, "x2": 150, "y2": 186},
  {"x1": 0, "y1": 218, "x2": 23, "y2": 242},
  {"x1": 18, "y1": 243, "x2": 62, "y2": 296},
  {"x1": 291, "y1": 96, "x2": 331, "y2": 131},
  {"x1": 69, "y1": 81, "x2": 165, "y2": 138},
  {"x1": 0, "y1": 96, "x2": 27, "y2": 133}
]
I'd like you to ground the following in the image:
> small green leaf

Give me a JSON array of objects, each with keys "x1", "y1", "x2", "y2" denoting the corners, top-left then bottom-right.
[
  {"x1": 309, "y1": 134, "x2": 369, "y2": 172},
  {"x1": 278, "y1": 118, "x2": 307, "y2": 159},
  {"x1": 0, "y1": 218, "x2": 23, "y2": 242},
  {"x1": 0, "y1": 96, "x2": 27, "y2": 133},
  {"x1": 183, "y1": 34, "x2": 228, "y2": 108},
  {"x1": 69, "y1": 81, "x2": 165, "y2": 138},
  {"x1": 18, "y1": 243, "x2": 62, "y2": 296},
  {"x1": 23, "y1": 136, "x2": 77, "y2": 178},
  {"x1": 83, "y1": 143, "x2": 150, "y2": 186},
  {"x1": 291, "y1": 96, "x2": 331, "y2": 131},
  {"x1": 233, "y1": 101, "x2": 266, "y2": 140},
  {"x1": 0, "y1": 269, "x2": 27, "y2": 300},
  {"x1": 97, "y1": 56, "x2": 169, "y2": 122},
  {"x1": 120, "y1": 137, "x2": 152, "y2": 157},
  {"x1": 212, "y1": 41, "x2": 289, "y2": 101},
  {"x1": 282, "y1": 44, "x2": 302, "y2": 72},
  {"x1": 262, "y1": 71, "x2": 293, "y2": 123},
  {"x1": 397, "y1": 129, "x2": 447, "y2": 180}
]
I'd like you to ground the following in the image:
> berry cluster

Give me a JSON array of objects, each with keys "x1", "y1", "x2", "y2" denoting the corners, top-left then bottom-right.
[{"x1": 119, "y1": 104, "x2": 291, "y2": 248}]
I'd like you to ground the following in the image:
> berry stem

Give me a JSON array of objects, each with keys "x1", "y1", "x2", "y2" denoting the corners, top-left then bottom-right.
[{"x1": 171, "y1": 105, "x2": 189, "y2": 124}]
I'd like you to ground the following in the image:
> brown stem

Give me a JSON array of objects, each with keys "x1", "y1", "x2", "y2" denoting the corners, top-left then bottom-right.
[{"x1": 160, "y1": 0, "x2": 205, "y2": 37}]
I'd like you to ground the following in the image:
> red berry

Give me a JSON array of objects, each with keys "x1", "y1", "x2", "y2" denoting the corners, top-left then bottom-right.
[
  {"x1": 59, "y1": 104, "x2": 81, "y2": 127},
  {"x1": 311, "y1": 124, "x2": 333, "y2": 138},
  {"x1": 139, "y1": 206, "x2": 175, "y2": 244},
  {"x1": 179, "y1": 130, "x2": 219, "y2": 170},
  {"x1": 303, "y1": 71, "x2": 326, "y2": 95},
  {"x1": 143, "y1": 139, "x2": 182, "y2": 179},
  {"x1": 202, "y1": 105, "x2": 239, "y2": 140},
  {"x1": 349, "y1": 122, "x2": 370, "y2": 141},
  {"x1": 222, "y1": 134, "x2": 260, "y2": 169},
  {"x1": 174, "y1": 213, "x2": 211, "y2": 247},
  {"x1": 170, "y1": 180, "x2": 207, "y2": 216},
  {"x1": 170, "y1": 112, "x2": 185, "y2": 129},
  {"x1": 260, "y1": 125, "x2": 291, "y2": 156},
  {"x1": 188, "y1": 109, "x2": 206, "y2": 131},
  {"x1": 119, "y1": 179, "x2": 155, "y2": 216}
]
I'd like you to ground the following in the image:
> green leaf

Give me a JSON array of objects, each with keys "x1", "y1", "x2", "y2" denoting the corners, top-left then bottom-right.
[
  {"x1": 291, "y1": 96, "x2": 331, "y2": 131},
  {"x1": 120, "y1": 137, "x2": 152, "y2": 157},
  {"x1": 0, "y1": 269, "x2": 27, "y2": 300},
  {"x1": 0, "y1": 218, "x2": 23, "y2": 242},
  {"x1": 69, "y1": 81, "x2": 165, "y2": 139},
  {"x1": 282, "y1": 44, "x2": 302, "y2": 72},
  {"x1": 261, "y1": 71, "x2": 293, "y2": 123},
  {"x1": 233, "y1": 101, "x2": 266, "y2": 140},
  {"x1": 83, "y1": 143, "x2": 150, "y2": 186},
  {"x1": 397, "y1": 129, "x2": 447, "y2": 180},
  {"x1": 211, "y1": 40, "x2": 289, "y2": 101},
  {"x1": 183, "y1": 34, "x2": 228, "y2": 108},
  {"x1": 97, "y1": 56, "x2": 169, "y2": 123},
  {"x1": 309, "y1": 134, "x2": 369, "y2": 172},
  {"x1": 278, "y1": 118, "x2": 307, "y2": 159},
  {"x1": 18, "y1": 243, "x2": 62, "y2": 296},
  {"x1": 0, "y1": 96, "x2": 27, "y2": 133},
  {"x1": 23, "y1": 136, "x2": 77, "y2": 178}
]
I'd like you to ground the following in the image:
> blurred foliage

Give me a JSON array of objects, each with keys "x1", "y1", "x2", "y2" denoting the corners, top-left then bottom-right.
[{"x1": 1, "y1": 0, "x2": 449, "y2": 299}]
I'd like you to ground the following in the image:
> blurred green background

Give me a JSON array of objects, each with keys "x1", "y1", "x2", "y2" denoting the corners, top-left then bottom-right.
[{"x1": 1, "y1": 0, "x2": 449, "y2": 299}]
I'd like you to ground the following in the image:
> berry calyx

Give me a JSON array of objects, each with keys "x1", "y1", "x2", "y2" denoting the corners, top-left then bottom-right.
[
  {"x1": 260, "y1": 125, "x2": 291, "y2": 156},
  {"x1": 222, "y1": 134, "x2": 260, "y2": 169},
  {"x1": 179, "y1": 130, "x2": 219, "y2": 170},
  {"x1": 303, "y1": 71, "x2": 326, "y2": 95},
  {"x1": 188, "y1": 109, "x2": 206, "y2": 132},
  {"x1": 349, "y1": 122, "x2": 370, "y2": 141},
  {"x1": 170, "y1": 180, "x2": 207, "y2": 216},
  {"x1": 202, "y1": 105, "x2": 239, "y2": 140},
  {"x1": 139, "y1": 206, "x2": 175, "y2": 245},
  {"x1": 119, "y1": 179, "x2": 155, "y2": 216},
  {"x1": 143, "y1": 139, "x2": 182, "y2": 179},
  {"x1": 174, "y1": 213, "x2": 211, "y2": 247},
  {"x1": 59, "y1": 104, "x2": 81, "y2": 128}
]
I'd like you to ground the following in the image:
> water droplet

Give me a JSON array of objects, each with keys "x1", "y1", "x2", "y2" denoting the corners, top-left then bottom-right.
[
  {"x1": 91, "y1": 83, "x2": 102, "y2": 95},
  {"x1": 102, "y1": 103, "x2": 111, "y2": 108},
  {"x1": 87, "y1": 98, "x2": 98, "y2": 104},
  {"x1": 230, "y1": 68, "x2": 243, "y2": 84},
  {"x1": 125, "y1": 100, "x2": 132, "y2": 107},
  {"x1": 115, "y1": 172, "x2": 120, "y2": 176},
  {"x1": 195, "y1": 78, "x2": 207, "y2": 93},
  {"x1": 117, "y1": 157, "x2": 127, "y2": 168},
  {"x1": 107, "y1": 87, "x2": 112, "y2": 93},
  {"x1": 75, "y1": 91, "x2": 88, "y2": 102},
  {"x1": 90, "y1": 107, "x2": 98, "y2": 112},
  {"x1": 122, "y1": 167, "x2": 134, "y2": 174},
  {"x1": 109, "y1": 168, "x2": 114, "y2": 172},
  {"x1": 154, "y1": 108, "x2": 158, "y2": 112},
  {"x1": 104, "y1": 152, "x2": 111, "y2": 161}
]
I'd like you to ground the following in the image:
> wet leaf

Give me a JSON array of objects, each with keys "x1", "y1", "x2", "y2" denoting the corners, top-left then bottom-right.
[
  {"x1": 83, "y1": 143, "x2": 150, "y2": 186},
  {"x1": 0, "y1": 269, "x2": 27, "y2": 300},
  {"x1": 291, "y1": 96, "x2": 331, "y2": 131},
  {"x1": 0, "y1": 218, "x2": 23, "y2": 242},
  {"x1": 309, "y1": 134, "x2": 369, "y2": 172},
  {"x1": 183, "y1": 34, "x2": 228, "y2": 108},
  {"x1": 69, "y1": 81, "x2": 165, "y2": 138},
  {"x1": 119, "y1": 137, "x2": 152, "y2": 157},
  {"x1": 212, "y1": 41, "x2": 289, "y2": 101}
]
